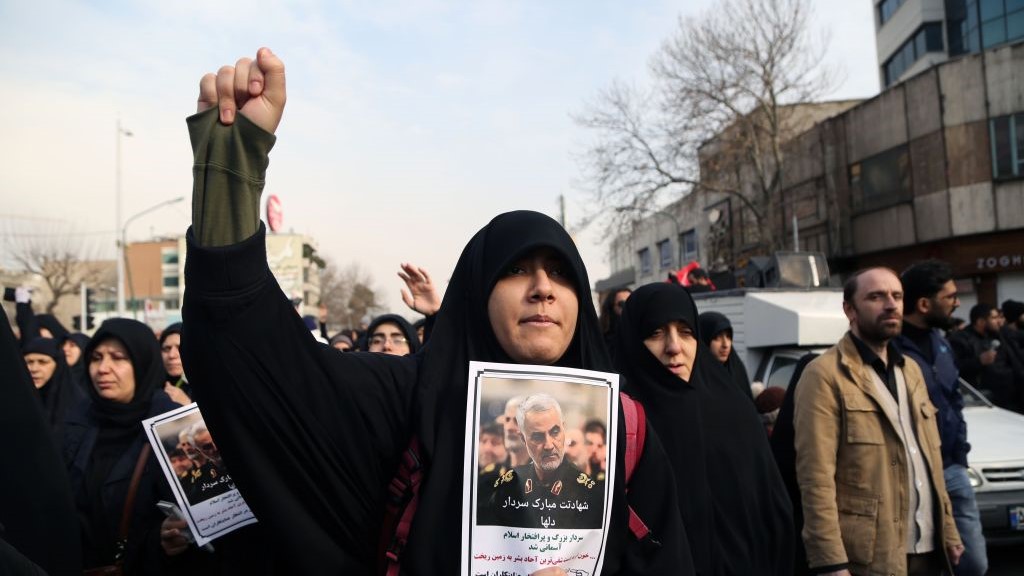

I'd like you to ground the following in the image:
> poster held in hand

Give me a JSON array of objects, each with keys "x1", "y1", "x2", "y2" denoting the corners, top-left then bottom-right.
[
  {"x1": 461, "y1": 361, "x2": 619, "y2": 576},
  {"x1": 142, "y1": 402, "x2": 257, "y2": 546}
]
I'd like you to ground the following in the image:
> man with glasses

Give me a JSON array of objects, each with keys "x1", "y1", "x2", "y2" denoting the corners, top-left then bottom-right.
[{"x1": 896, "y1": 260, "x2": 986, "y2": 576}]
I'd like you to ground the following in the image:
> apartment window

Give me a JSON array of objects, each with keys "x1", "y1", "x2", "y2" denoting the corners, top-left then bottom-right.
[
  {"x1": 161, "y1": 251, "x2": 179, "y2": 265},
  {"x1": 680, "y1": 230, "x2": 698, "y2": 264},
  {"x1": 991, "y1": 113, "x2": 1024, "y2": 178},
  {"x1": 883, "y1": 22, "x2": 945, "y2": 86},
  {"x1": 979, "y1": 0, "x2": 1024, "y2": 47},
  {"x1": 878, "y1": 0, "x2": 906, "y2": 26},
  {"x1": 163, "y1": 276, "x2": 179, "y2": 288},
  {"x1": 657, "y1": 239, "x2": 673, "y2": 270},
  {"x1": 849, "y1": 145, "x2": 912, "y2": 213},
  {"x1": 638, "y1": 248, "x2": 652, "y2": 276}
]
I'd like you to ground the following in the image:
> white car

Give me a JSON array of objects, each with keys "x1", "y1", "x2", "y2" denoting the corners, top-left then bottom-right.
[{"x1": 960, "y1": 380, "x2": 1024, "y2": 545}]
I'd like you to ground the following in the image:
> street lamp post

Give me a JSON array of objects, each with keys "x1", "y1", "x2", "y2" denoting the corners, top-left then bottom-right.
[
  {"x1": 118, "y1": 196, "x2": 185, "y2": 317},
  {"x1": 115, "y1": 119, "x2": 133, "y2": 316}
]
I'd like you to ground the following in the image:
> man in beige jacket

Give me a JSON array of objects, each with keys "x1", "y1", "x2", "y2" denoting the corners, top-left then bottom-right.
[{"x1": 794, "y1": 267, "x2": 963, "y2": 575}]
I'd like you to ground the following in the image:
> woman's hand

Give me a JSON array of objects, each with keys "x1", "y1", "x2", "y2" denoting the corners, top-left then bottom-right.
[
  {"x1": 197, "y1": 47, "x2": 286, "y2": 134},
  {"x1": 160, "y1": 517, "x2": 190, "y2": 556},
  {"x1": 164, "y1": 382, "x2": 191, "y2": 406},
  {"x1": 399, "y1": 263, "x2": 442, "y2": 316}
]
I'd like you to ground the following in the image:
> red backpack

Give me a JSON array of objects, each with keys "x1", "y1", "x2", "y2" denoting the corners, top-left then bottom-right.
[{"x1": 378, "y1": 391, "x2": 649, "y2": 576}]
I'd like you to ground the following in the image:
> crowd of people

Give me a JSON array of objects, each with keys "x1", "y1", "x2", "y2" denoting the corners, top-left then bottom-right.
[{"x1": 3, "y1": 47, "x2": 1024, "y2": 576}]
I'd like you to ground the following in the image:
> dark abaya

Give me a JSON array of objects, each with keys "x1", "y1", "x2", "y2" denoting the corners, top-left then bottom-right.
[
  {"x1": 768, "y1": 352, "x2": 819, "y2": 576},
  {"x1": 0, "y1": 310, "x2": 81, "y2": 576},
  {"x1": 22, "y1": 336, "x2": 83, "y2": 441},
  {"x1": 616, "y1": 283, "x2": 794, "y2": 576},
  {"x1": 67, "y1": 319, "x2": 177, "y2": 572},
  {"x1": 698, "y1": 312, "x2": 753, "y2": 401},
  {"x1": 183, "y1": 210, "x2": 694, "y2": 575}
]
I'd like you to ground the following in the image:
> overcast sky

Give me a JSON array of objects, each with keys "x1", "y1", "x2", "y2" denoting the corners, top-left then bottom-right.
[{"x1": 0, "y1": 0, "x2": 879, "y2": 317}]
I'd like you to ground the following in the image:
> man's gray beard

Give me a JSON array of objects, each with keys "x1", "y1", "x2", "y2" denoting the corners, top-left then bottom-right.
[{"x1": 539, "y1": 455, "x2": 563, "y2": 471}]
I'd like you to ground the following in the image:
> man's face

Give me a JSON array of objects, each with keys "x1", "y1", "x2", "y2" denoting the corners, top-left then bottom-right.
[
  {"x1": 193, "y1": 430, "x2": 220, "y2": 463},
  {"x1": 161, "y1": 333, "x2": 183, "y2": 378},
  {"x1": 983, "y1": 309, "x2": 1001, "y2": 333},
  {"x1": 478, "y1": 432, "x2": 507, "y2": 469},
  {"x1": 178, "y1": 438, "x2": 203, "y2": 462},
  {"x1": 487, "y1": 248, "x2": 578, "y2": 365},
  {"x1": 502, "y1": 404, "x2": 524, "y2": 453},
  {"x1": 170, "y1": 454, "x2": 193, "y2": 477},
  {"x1": 844, "y1": 269, "x2": 903, "y2": 346},
  {"x1": 922, "y1": 280, "x2": 959, "y2": 330},
  {"x1": 584, "y1": 431, "x2": 606, "y2": 470},
  {"x1": 565, "y1": 429, "x2": 586, "y2": 469},
  {"x1": 709, "y1": 331, "x2": 732, "y2": 363},
  {"x1": 368, "y1": 322, "x2": 411, "y2": 355},
  {"x1": 521, "y1": 408, "x2": 565, "y2": 473}
]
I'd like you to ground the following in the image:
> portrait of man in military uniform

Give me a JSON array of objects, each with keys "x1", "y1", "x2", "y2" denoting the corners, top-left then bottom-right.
[{"x1": 484, "y1": 393, "x2": 603, "y2": 529}]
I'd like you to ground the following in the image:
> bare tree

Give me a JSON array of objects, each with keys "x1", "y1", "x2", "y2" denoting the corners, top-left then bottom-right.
[
  {"x1": 318, "y1": 258, "x2": 383, "y2": 330},
  {"x1": 575, "y1": 0, "x2": 834, "y2": 255},
  {"x1": 3, "y1": 223, "x2": 113, "y2": 314}
]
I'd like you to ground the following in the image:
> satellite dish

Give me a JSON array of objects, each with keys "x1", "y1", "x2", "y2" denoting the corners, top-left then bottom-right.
[{"x1": 707, "y1": 208, "x2": 721, "y2": 224}]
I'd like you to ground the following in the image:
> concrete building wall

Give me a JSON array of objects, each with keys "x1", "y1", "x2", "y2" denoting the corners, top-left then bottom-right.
[
  {"x1": 985, "y1": 42, "x2": 1024, "y2": 117},
  {"x1": 905, "y1": 69, "x2": 943, "y2": 138},
  {"x1": 125, "y1": 240, "x2": 176, "y2": 301},
  {"x1": 846, "y1": 88, "x2": 908, "y2": 162},
  {"x1": 939, "y1": 52, "x2": 988, "y2": 125}
]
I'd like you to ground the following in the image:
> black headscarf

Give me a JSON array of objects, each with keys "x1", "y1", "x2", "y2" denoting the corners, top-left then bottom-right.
[
  {"x1": 0, "y1": 310, "x2": 82, "y2": 575},
  {"x1": 365, "y1": 314, "x2": 420, "y2": 355},
  {"x1": 81, "y1": 319, "x2": 167, "y2": 520},
  {"x1": 406, "y1": 211, "x2": 688, "y2": 574},
  {"x1": 22, "y1": 337, "x2": 83, "y2": 440},
  {"x1": 699, "y1": 311, "x2": 754, "y2": 401},
  {"x1": 36, "y1": 314, "x2": 70, "y2": 341},
  {"x1": 159, "y1": 322, "x2": 189, "y2": 391},
  {"x1": 62, "y1": 332, "x2": 91, "y2": 391},
  {"x1": 616, "y1": 283, "x2": 794, "y2": 576}
]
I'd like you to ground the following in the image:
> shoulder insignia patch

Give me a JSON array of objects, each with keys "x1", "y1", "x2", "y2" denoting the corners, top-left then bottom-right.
[
  {"x1": 576, "y1": 473, "x2": 595, "y2": 489},
  {"x1": 524, "y1": 478, "x2": 533, "y2": 494},
  {"x1": 551, "y1": 480, "x2": 562, "y2": 495}
]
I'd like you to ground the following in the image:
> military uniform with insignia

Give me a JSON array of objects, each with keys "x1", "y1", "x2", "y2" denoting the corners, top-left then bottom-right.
[{"x1": 485, "y1": 459, "x2": 603, "y2": 529}]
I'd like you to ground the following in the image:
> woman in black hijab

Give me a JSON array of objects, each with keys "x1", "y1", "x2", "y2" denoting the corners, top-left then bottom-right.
[
  {"x1": 22, "y1": 337, "x2": 83, "y2": 441},
  {"x1": 183, "y1": 208, "x2": 693, "y2": 575},
  {"x1": 61, "y1": 332, "x2": 91, "y2": 392},
  {"x1": 63, "y1": 318, "x2": 178, "y2": 573},
  {"x1": 698, "y1": 312, "x2": 754, "y2": 401},
  {"x1": 365, "y1": 313, "x2": 421, "y2": 356},
  {"x1": 616, "y1": 283, "x2": 794, "y2": 576}
]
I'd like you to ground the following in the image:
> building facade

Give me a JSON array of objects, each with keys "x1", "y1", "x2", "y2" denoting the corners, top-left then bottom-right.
[{"x1": 600, "y1": 39, "x2": 1024, "y2": 313}]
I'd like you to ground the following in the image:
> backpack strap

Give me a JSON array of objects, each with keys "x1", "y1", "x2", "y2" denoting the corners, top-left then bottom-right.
[
  {"x1": 620, "y1": 392, "x2": 650, "y2": 541},
  {"x1": 379, "y1": 436, "x2": 425, "y2": 576}
]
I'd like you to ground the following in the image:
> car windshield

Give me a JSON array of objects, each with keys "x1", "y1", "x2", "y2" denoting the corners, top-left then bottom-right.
[{"x1": 959, "y1": 380, "x2": 994, "y2": 408}]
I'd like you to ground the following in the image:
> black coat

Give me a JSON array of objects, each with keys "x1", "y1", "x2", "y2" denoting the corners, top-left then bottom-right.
[{"x1": 63, "y1": 393, "x2": 178, "y2": 573}]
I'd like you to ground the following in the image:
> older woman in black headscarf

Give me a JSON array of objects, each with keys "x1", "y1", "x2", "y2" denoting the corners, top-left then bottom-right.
[
  {"x1": 63, "y1": 319, "x2": 178, "y2": 573},
  {"x1": 23, "y1": 337, "x2": 83, "y2": 441},
  {"x1": 698, "y1": 311, "x2": 753, "y2": 401},
  {"x1": 616, "y1": 283, "x2": 794, "y2": 576}
]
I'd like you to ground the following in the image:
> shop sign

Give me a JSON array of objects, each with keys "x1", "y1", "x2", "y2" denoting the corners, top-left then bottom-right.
[{"x1": 976, "y1": 254, "x2": 1024, "y2": 270}]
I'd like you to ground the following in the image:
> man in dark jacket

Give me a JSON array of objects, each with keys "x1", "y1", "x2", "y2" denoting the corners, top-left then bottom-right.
[
  {"x1": 896, "y1": 261, "x2": 987, "y2": 576},
  {"x1": 951, "y1": 303, "x2": 1018, "y2": 410}
]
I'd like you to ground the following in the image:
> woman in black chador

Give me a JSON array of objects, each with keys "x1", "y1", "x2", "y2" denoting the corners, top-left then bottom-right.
[
  {"x1": 615, "y1": 283, "x2": 794, "y2": 576},
  {"x1": 63, "y1": 319, "x2": 178, "y2": 573}
]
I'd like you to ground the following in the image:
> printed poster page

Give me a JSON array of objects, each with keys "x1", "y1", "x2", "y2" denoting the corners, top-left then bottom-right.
[
  {"x1": 461, "y1": 361, "x2": 620, "y2": 576},
  {"x1": 142, "y1": 403, "x2": 257, "y2": 546}
]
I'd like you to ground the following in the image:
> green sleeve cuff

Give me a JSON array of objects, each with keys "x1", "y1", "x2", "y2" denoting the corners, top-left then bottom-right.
[{"x1": 187, "y1": 107, "x2": 277, "y2": 247}]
